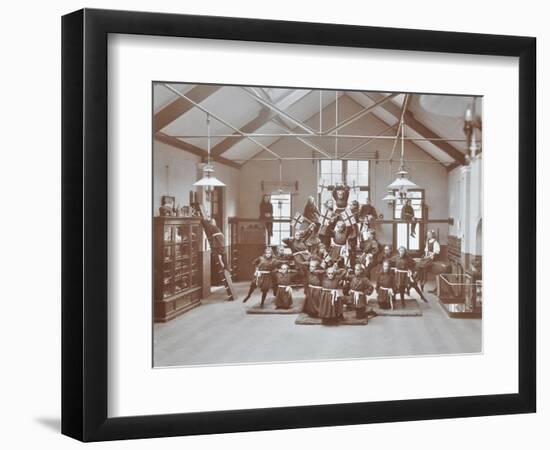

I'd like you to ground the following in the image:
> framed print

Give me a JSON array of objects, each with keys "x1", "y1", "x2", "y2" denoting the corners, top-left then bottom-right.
[{"x1": 61, "y1": 8, "x2": 536, "y2": 442}]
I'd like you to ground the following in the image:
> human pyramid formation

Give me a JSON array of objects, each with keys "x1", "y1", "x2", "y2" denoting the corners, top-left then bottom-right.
[{"x1": 242, "y1": 183, "x2": 441, "y2": 323}]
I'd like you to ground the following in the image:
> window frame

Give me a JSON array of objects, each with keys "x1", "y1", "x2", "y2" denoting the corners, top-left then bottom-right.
[
  {"x1": 392, "y1": 188, "x2": 425, "y2": 254},
  {"x1": 318, "y1": 159, "x2": 370, "y2": 206},
  {"x1": 269, "y1": 192, "x2": 292, "y2": 246}
]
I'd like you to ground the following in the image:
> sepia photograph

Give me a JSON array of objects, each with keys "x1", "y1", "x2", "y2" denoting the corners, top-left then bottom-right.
[{"x1": 152, "y1": 82, "x2": 483, "y2": 367}]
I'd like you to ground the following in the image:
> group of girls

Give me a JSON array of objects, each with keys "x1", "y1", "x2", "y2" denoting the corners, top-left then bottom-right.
[{"x1": 243, "y1": 187, "x2": 435, "y2": 323}]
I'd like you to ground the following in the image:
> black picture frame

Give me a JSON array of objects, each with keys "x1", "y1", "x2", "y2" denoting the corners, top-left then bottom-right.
[
  {"x1": 161, "y1": 195, "x2": 175, "y2": 206},
  {"x1": 62, "y1": 8, "x2": 536, "y2": 442}
]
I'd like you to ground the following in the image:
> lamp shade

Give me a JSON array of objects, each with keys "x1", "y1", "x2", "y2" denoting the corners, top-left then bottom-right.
[
  {"x1": 193, "y1": 174, "x2": 226, "y2": 187},
  {"x1": 382, "y1": 192, "x2": 397, "y2": 202},
  {"x1": 387, "y1": 176, "x2": 419, "y2": 190}
]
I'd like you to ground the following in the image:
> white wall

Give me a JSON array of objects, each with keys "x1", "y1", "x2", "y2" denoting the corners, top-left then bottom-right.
[
  {"x1": 447, "y1": 156, "x2": 483, "y2": 255},
  {"x1": 153, "y1": 139, "x2": 240, "y2": 245},
  {"x1": 153, "y1": 140, "x2": 202, "y2": 213}
]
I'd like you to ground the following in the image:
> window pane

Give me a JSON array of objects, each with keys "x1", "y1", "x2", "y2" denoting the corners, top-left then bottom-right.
[
  {"x1": 281, "y1": 203, "x2": 290, "y2": 218},
  {"x1": 346, "y1": 160, "x2": 369, "y2": 188},
  {"x1": 330, "y1": 160, "x2": 342, "y2": 173},
  {"x1": 396, "y1": 223, "x2": 408, "y2": 249},
  {"x1": 354, "y1": 190, "x2": 369, "y2": 204},
  {"x1": 271, "y1": 193, "x2": 291, "y2": 219},
  {"x1": 396, "y1": 223, "x2": 420, "y2": 251},
  {"x1": 347, "y1": 172, "x2": 358, "y2": 187},
  {"x1": 358, "y1": 160, "x2": 369, "y2": 173}
]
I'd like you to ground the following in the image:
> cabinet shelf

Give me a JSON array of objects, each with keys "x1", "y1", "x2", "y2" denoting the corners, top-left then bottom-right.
[{"x1": 154, "y1": 217, "x2": 204, "y2": 322}]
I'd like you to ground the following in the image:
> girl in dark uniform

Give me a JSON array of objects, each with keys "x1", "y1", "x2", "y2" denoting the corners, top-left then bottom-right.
[
  {"x1": 313, "y1": 242, "x2": 333, "y2": 269},
  {"x1": 376, "y1": 260, "x2": 395, "y2": 310},
  {"x1": 201, "y1": 218, "x2": 228, "y2": 268},
  {"x1": 346, "y1": 264, "x2": 374, "y2": 319},
  {"x1": 303, "y1": 195, "x2": 321, "y2": 225},
  {"x1": 274, "y1": 263, "x2": 295, "y2": 310},
  {"x1": 374, "y1": 245, "x2": 395, "y2": 274},
  {"x1": 393, "y1": 246, "x2": 416, "y2": 308},
  {"x1": 318, "y1": 266, "x2": 347, "y2": 323},
  {"x1": 302, "y1": 258, "x2": 325, "y2": 317},
  {"x1": 358, "y1": 252, "x2": 376, "y2": 279},
  {"x1": 259, "y1": 194, "x2": 273, "y2": 243},
  {"x1": 347, "y1": 200, "x2": 361, "y2": 268},
  {"x1": 332, "y1": 183, "x2": 350, "y2": 212},
  {"x1": 328, "y1": 220, "x2": 350, "y2": 267},
  {"x1": 359, "y1": 199, "x2": 378, "y2": 227},
  {"x1": 419, "y1": 229, "x2": 441, "y2": 292},
  {"x1": 273, "y1": 244, "x2": 293, "y2": 296},
  {"x1": 242, "y1": 247, "x2": 277, "y2": 306},
  {"x1": 283, "y1": 228, "x2": 313, "y2": 268},
  {"x1": 358, "y1": 226, "x2": 379, "y2": 256},
  {"x1": 319, "y1": 199, "x2": 337, "y2": 247},
  {"x1": 401, "y1": 199, "x2": 417, "y2": 238}
]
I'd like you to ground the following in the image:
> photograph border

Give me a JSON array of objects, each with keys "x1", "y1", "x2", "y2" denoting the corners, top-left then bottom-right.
[{"x1": 61, "y1": 8, "x2": 536, "y2": 441}]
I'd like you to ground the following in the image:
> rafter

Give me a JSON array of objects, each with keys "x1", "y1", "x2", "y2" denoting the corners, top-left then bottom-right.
[
  {"x1": 365, "y1": 92, "x2": 466, "y2": 166},
  {"x1": 153, "y1": 85, "x2": 222, "y2": 132},
  {"x1": 210, "y1": 90, "x2": 312, "y2": 157},
  {"x1": 446, "y1": 161, "x2": 462, "y2": 173},
  {"x1": 210, "y1": 108, "x2": 273, "y2": 157},
  {"x1": 270, "y1": 117, "x2": 332, "y2": 159},
  {"x1": 240, "y1": 87, "x2": 317, "y2": 135},
  {"x1": 324, "y1": 93, "x2": 399, "y2": 135},
  {"x1": 163, "y1": 83, "x2": 282, "y2": 160},
  {"x1": 155, "y1": 132, "x2": 241, "y2": 170}
]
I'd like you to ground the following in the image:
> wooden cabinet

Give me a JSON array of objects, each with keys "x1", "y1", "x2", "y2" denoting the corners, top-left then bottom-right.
[
  {"x1": 228, "y1": 218, "x2": 270, "y2": 281},
  {"x1": 154, "y1": 217, "x2": 203, "y2": 322}
]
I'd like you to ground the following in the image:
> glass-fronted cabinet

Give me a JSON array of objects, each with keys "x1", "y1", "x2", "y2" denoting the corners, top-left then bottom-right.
[{"x1": 154, "y1": 217, "x2": 202, "y2": 322}]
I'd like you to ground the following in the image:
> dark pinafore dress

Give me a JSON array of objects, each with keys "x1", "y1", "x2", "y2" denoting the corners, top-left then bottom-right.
[
  {"x1": 318, "y1": 275, "x2": 344, "y2": 320},
  {"x1": 393, "y1": 256, "x2": 415, "y2": 290},
  {"x1": 376, "y1": 272, "x2": 395, "y2": 309},
  {"x1": 329, "y1": 230, "x2": 348, "y2": 263},
  {"x1": 274, "y1": 272, "x2": 293, "y2": 309},
  {"x1": 348, "y1": 276, "x2": 373, "y2": 310},
  {"x1": 303, "y1": 270, "x2": 324, "y2": 317},
  {"x1": 253, "y1": 256, "x2": 275, "y2": 292}
]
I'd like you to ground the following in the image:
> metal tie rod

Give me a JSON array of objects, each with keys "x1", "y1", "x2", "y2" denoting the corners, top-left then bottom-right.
[{"x1": 162, "y1": 84, "x2": 281, "y2": 159}]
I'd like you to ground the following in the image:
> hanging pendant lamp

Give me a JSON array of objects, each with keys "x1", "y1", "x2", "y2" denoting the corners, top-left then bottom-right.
[
  {"x1": 193, "y1": 114, "x2": 226, "y2": 188},
  {"x1": 386, "y1": 114, "x2": 419, "y2": 200}
]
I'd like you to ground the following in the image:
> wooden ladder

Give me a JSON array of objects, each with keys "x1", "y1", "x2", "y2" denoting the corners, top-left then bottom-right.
[{"x1": 194, "y1": 204, "x2": 236, "y2": 301}]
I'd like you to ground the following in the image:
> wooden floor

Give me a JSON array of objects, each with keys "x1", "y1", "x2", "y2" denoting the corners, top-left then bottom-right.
[{"x1": 153, "y1": 281, "x2": 482, "y2": 367}]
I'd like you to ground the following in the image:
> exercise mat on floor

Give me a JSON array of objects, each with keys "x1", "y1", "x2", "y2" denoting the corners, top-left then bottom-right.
[
  {"x1": 368, "y1": 298, "x2": 423, "y2": 316},
  {"x1": 246, "y1": 297, "x2": 304, "y2": 314},
  {"x1": 295, "y1": 310, "x2": 368, "y2": 325}
]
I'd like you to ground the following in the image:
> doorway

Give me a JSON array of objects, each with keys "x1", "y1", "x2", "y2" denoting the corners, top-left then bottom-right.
[{"x1": 210, "y1": 187, "x2": 224, "y2": 286}]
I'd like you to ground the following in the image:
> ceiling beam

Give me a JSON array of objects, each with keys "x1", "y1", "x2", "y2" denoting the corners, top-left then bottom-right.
[
  {"x1": 403, "y1": 110, "x2": 466, "y2": 165},
  {"x1": 155, "y1": 132, "x2": 241, "y2": 170},
  {"x1": 270, "y1": 117, "x2": 332, "y2": 159},
  {"x1": 365, "y1": 92, "x2": 466, "y2": 166},
  {"x1": 324, "y1": 93, "x2": 399, "y2": 135},
  {"x1": 240, "y1": 87, "x2": 317, "y2": 135},
  {"x1": 162, "y1": 84, "x2": 282, "y2": 160},
  {"x1": 210, "y1": 108, "x2": 273, "y2": 157},
  {"x1": 153, "y1": 85, "x2": 222, "y2": 132},
  {"x1": 446, "y1": 161, "x2": 461, "y2": 173},
  {"x1": 211, "y1": 90, "x2": 312, "y2": 157},
  {"x1": 339, "y1": 123, "x2": 398, "y2": 159}
]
